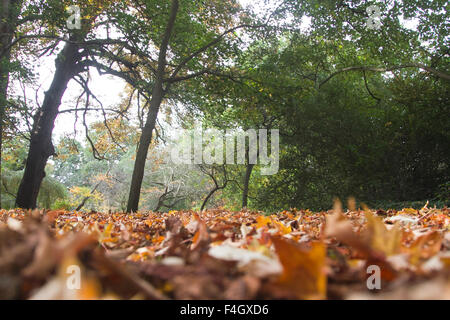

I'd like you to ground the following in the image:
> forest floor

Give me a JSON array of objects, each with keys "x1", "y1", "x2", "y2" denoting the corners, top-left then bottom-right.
[{"x1": 0, "y1": 203, "x2": 449, "y2": 300}]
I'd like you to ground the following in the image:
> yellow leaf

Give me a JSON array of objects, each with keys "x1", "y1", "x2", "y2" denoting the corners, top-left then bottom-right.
[
  {"x1": 273, "y1": 220, "x2": 292, "y2": 235},
  {"x1": 255, "y1": 215, "x2": 271, "y2": 229},
  {"x1": 365, "y1": 211, "x2": 403, "y2": 256},
  {"x1": 401, "y1": 208, "x2": 418, "y2": 215}
]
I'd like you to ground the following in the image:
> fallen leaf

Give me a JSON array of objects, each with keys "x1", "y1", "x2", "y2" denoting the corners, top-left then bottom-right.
[{"x1": 272, "y1": 236, "x2": 327, "y2": 299}]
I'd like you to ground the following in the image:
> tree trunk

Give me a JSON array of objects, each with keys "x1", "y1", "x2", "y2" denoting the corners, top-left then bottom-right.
[
  {"x1": 0, "y1": 0, "x2": 21, "y2": 208},
  {"x1": 126, "y1": 90, "x2": 161, "y2": 212},
  {"x1": 15, "y1": 41, "x2": 81, "y2": 208},
  {"x1": 200, "y1": 165, "x2": 228, "y2": 211},
  {"x1": 201, "y1": 184, "x2": 226, "y2": 211},
  {"x1": 126, "y1": 0, "x2": 179, "y2": 213},
  {"x1": 75, "y1": 181, "x2": 101, "y2": 211},
  {"x1": 242, "y1": 163, "x2": 254, "y2": 208},
  {"x1": 0, "y1": 43, "x2": 9, "y2": 209}
]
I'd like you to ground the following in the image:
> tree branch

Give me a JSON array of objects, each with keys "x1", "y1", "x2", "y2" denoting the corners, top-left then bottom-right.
[
  {"x1": 319, "y1": 63, "x2": 450, "y2": 88},
  {"x1": 169, "y1": 24, "x2": 267, "y2": 80}
]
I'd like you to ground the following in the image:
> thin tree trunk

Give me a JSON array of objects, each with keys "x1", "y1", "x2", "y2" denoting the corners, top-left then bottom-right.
[
  {"x1": 242, "y1": 163, "x2": 254, "y2": 208},
  {"x1": 0, "y1": 47, "x2": 8, "y2": 209},
  {"x1": 201, "y1": 185, "x2": 225, "y2": 211},
  {"x1": 75, "y1": 181, "x2": 101, "y2": 211},
  {"x1": 200, "y1": 165, "x2": 228, "y2": 211},
  {"x1": 126, "y1": 96, "x2": 161, "y2": 212},
  {"x1": 126, "y1": 0, "x2": 179, "y2": 213},
  {"x1": 15, "y1": 41, "x2": 81, "y2": 209}
]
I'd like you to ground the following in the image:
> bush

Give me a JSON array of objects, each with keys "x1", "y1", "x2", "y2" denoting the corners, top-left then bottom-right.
[
  {"x1": 51, "y1": 198, "x2": 72, "y2": 210},
  {"x1": 435, "y1": 182, "x2": 450, "y2": 202}
]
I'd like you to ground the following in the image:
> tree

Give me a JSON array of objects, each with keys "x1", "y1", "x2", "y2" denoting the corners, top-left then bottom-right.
[
  {"x1": 109, "y1": 0, "x2": 261, "y2": 212},
  {"x1": 125, "y1": 0, "x2": 179, "y2": 213},
  {"x1": 199, "y1": 164, "x2": 230, "y2": 211},
  {"x1": 188, "y1": 0, "x2": 450, "y2": 210},
  {"x1": 5, "y1": 0, "x2": 449, "y2": 212},
  {"x1": 1, "y1": 135, "x2": 67, "y2": 208},
  {"x1": 0, "y1": 0, "x2": 23, "y2": 208},
  {"x1": 15, "y1": 0, "x2": 122, "y2": 208},
  {"x1": 15, "y1": 39, "x2": 83, "y2": 208}
]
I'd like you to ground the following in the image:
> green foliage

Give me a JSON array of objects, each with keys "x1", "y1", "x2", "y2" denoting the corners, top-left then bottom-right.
[
  {"x1": 39, "y1": 176, "x2": 68, "y2": 208},
  {"x1": 2, "y1": 0, "x2": 449, "y2": 212},
  {"x1": 51, "y1": 198, "x2": 72, "y2": 210},
  {"x1": 435, "y1": 182, "x2": 450, "y2": 202},
  {"x1": 366, "y1": 200, "x2": 449, "y2": 211},
  {"x1": 68, "y1": 186, "x2": 103, "y2": 210},
  {"x1": 1, "y1": 168, "x2": 67, "y2": 209}
]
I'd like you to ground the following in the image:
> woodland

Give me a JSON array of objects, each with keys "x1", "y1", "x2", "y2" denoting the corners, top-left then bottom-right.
[{"x1": 0, "y1": 0, "x2": 449, "y2": 300}]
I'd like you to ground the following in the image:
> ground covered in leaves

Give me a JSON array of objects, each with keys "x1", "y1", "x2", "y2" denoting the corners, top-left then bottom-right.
[{"x1": 0, "y1": 202, "x2": 449, "y2": 299}]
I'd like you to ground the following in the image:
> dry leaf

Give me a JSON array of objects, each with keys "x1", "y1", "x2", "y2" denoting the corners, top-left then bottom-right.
[{"x1": 272, "y1": 236, "x2": 327, "y2": 299}]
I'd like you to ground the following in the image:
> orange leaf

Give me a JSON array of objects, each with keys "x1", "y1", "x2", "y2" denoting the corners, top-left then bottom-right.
[
  {"x1": 191, "y1": 215, "x2": 209, "y2": 250},
  {"x1": 255, "y1": 215, "x2": 271, "y2": 229},
  {"x1": 365, "y1": 211, "x2": 403, "y2": 256},
  {"x1": 272, "y1": 236, "x2": 327, "y2": 299}
]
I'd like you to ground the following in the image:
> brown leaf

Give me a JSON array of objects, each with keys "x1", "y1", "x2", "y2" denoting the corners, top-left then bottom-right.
[
  {"x1": 190, "y1": 214, "x2": 210, "y2": 251},
  {"x1": 224, "y1": 275, "x2": 261, "y2": 299}
]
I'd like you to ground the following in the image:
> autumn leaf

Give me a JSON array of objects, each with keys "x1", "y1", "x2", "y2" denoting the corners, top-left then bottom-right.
[
  {"x1": 324, "y1": 204, "x2": 373, "y2": 256},
  {"x1": 407, "y1": 231, "x2": 443, "y2": 265},
  {"x1": 1, "y1": 204, "x2": 448, "y2": 300},
  {"x1": 255, "y1": 215, "x2": 271, "y2": 229},
  {"x1": 45, "y1": 210, "x2": 65, "y2": 224},
  {"x1": 365, "y1": 211, "x2": 403, "y2": 256},
  {"x1": 272, "y1": 236, "x2": 327, "y2": 299},
  {"x1": 190, "y1": 213, "x2": 210, "y2": 250}
]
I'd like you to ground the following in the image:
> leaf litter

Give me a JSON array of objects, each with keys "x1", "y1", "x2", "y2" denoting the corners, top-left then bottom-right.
[{"x1": 0, "y1": 201, "x2": 449, "y2": 299}]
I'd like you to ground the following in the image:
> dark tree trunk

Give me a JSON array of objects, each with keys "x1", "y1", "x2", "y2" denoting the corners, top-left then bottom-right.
[
  {"x1": 126, "y1": 0, "x2": 179, "y2": 213},
  {"x1": 242, "y1": 163, "x2": 254, "y2": 208},
  {"x1": 0, "y1": 44, "x2": 9, "y2": 209},
  {"x1": 126, "y1": 91, "x2": 161, "y2": 212},
  {"x1": 75, "y1": 181, "x2": 101, "y2": 211},
  {"x1": 15, "y1": 41, "x2": 81, "y2": 209},
  {"x1": 0, "y1": 0, "x2": 21, "y2": 208},
  {"x1": 201, "y1": 185, "x2": 225, "y2": 211},
  {"x1": 200, "y1": 165, "x2": 228, "y2": 211}
]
